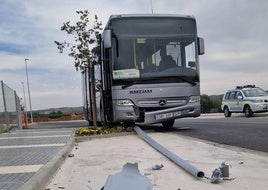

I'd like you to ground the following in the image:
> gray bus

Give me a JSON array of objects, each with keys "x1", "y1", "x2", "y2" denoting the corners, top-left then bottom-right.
[{"x1": 84, "y1": 14, "x2": 205, "y2": 128}]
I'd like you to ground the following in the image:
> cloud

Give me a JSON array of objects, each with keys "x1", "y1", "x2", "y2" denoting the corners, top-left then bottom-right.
[{"x1": 32, "y1": 89, "x2": 83, "y2": 110}]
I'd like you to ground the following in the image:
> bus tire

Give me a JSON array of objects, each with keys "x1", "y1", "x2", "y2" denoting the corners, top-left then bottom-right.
[{"x1": 162, "y1": 119, "x2": 175, "y2": 129}]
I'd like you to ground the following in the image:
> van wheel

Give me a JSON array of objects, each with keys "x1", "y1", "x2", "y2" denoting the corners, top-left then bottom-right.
[
  {"x1": 224, "y1": 107, "x2": 231, "y2": 117},
  {"x1": 162, "y1": 120, "x2": 175, "y2": 129},
  {"x1": 244, "y1": 106, "x2": 253, "y2": 117}
]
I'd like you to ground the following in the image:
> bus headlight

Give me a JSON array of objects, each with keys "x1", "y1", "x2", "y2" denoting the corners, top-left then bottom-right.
[
  {"x1": 115, "y1": 99, "x2": 134, "y2": 106},
  {"x1": 189, "y1": 96, "x2": 200, "y2": 103}
]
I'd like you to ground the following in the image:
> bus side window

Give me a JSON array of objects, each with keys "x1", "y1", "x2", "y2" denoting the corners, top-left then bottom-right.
[{"x1": 185, "y1": 42, "x2": 196, "y2": 68}]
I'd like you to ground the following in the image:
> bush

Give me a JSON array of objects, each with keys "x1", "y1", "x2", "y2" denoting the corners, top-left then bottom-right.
[
  {"x1": 75, "y1": 126, "x2": 125, "y2": 136},
  {"x1": 31, "y1": 111, "x2": 66, "y2": 119},
  {"x1": 201, "y1": 94, "x2": 223, "y2": 113}
]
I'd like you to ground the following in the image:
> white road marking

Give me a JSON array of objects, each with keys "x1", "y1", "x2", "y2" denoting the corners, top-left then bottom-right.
[
  {"x1": 0, "y1": 135, "x2": 70, "y2": 140},
  {"x1": 0, "y1": 143, "x2": 65, "y2": 149},
  {"x1": 0, "y1": 165, "x2": 43, "y2": 174}
]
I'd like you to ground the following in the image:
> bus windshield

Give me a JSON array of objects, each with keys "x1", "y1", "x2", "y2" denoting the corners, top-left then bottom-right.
[{"x1": 110, "y1": 17, "x2": 199, "y2": 83}]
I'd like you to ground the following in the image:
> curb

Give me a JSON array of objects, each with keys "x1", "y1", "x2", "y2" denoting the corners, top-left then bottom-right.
[{"x1": 18, "y1": 132, "x2": 75, "y2": 190}]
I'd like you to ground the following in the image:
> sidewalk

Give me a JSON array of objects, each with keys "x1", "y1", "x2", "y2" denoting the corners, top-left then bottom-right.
[
  {"x1": 46, "y1": 132, "x2": 268, "y2": 190},
  {"x1": 0, "y1": 128, "x2": 75, "y2": 190}
]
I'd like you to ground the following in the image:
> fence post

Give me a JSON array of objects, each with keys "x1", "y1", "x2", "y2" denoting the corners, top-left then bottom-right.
[
  {"x1": 15, "y1": 91, "x2": 23, "y2": 129},
  {"x1": 1, "y1": 81, "x2": 10, "y2": 132}
]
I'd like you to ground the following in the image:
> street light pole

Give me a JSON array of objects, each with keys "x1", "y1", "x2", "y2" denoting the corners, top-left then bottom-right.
[
  {"x1": 150, "y1": 0, "x2": 154, "y2": 14},
  {"x1": 21, "y1": 82, "x2": 28, "y2": 122},
  {"x1": 25, "y1": 58, "x2": 33, "y2": 123}
]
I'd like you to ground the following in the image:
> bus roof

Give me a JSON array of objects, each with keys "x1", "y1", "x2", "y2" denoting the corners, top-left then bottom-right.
[{"x1": 105, "y1": 14, "x2": 196, "y2": 28}]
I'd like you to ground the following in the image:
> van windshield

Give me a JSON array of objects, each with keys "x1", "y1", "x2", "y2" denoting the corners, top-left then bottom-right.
[{"x1": 243, "y1": 88, "x2": 268, "y2": 97}]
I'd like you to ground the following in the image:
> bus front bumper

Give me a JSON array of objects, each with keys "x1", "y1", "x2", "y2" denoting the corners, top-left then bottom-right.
[
  {"x1": 113, "y1": 103, "x2": 200, "y2": 124},
  {"x1": 143, "y1": 104, "x2": 200, "y2": 124}
]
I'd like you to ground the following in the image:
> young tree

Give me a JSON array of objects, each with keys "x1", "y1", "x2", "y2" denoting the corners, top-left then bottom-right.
[{"x1": 55, "y1": 10, "x2": 102, "y2": 128}]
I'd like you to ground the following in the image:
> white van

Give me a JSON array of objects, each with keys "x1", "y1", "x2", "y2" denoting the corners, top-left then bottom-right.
[{"x1": 221, "y1": 85, "x2": 268, "y2": 117}]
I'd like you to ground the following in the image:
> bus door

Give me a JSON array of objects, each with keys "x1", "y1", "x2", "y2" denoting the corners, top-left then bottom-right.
[{"x1": 100, "y1": 42, "x2": 113, "y2": 124}]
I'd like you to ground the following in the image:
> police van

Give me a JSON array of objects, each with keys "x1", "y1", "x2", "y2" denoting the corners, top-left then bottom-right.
[{"x1": 221, "y1": 85, "x2": 268, "y2": 117}]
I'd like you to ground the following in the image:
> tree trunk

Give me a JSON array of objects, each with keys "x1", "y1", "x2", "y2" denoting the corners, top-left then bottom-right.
[{"x1": 89, "y1": 63, "x2": 98, "y2": 129}]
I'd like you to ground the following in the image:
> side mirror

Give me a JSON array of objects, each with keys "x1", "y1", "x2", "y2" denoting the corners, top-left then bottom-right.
[
  {"x1": 237, "y1": 96, "x2": 243, "y2": 100},
  {"x1": 188, "y1": 61, "x2": 196, "y2": 67},
  {"x1": 103, "y1": 29, "x2": 112, "y2": 48},
  {"x1": 197, "y1": 37, "x2": 205, "y2": 55}
]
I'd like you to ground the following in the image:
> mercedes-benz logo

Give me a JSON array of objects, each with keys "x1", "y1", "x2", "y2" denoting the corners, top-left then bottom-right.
[{"x1": 159, "y1": 99, "x2": 166, "y2": 106}]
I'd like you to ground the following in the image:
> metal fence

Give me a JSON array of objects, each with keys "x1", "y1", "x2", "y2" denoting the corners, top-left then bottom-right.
[{"x1": 0, "y1": 80, "x2": 22, "y2": 132}]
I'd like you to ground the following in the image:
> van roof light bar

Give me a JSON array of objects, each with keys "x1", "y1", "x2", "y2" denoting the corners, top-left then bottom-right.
[{"x1": 236, "y1": 85, "x2": 256, "y2": 89}]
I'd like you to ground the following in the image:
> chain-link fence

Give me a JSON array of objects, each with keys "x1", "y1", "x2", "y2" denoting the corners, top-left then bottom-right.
[{"x1": 0, "y1": 80, "x2": 22, "y2": 132}]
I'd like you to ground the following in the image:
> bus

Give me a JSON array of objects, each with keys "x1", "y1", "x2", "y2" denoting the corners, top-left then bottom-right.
[{"x1": 84, "y1": 14, "x2": 205, "y2": 128}]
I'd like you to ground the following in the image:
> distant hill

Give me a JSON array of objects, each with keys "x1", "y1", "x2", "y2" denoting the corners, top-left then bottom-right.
[
  {"x1": 34, "y1": 106, "x2": 83, "y2": 115},
  {"x1": 209, "y1": 94, "x2": 224, "y2": 101}
]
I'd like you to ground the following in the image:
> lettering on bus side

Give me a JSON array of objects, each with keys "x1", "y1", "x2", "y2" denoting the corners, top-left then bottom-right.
[{"x1": 129, "y1": 89, "x2": 152, "y2": 94}]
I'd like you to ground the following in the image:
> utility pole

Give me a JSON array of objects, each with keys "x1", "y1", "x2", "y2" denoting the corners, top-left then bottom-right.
[
  {"x1": 21, "y1": 82, "x2": 28, "y2": 122},
  {"x1": 150, "y1": 0, "x2": 154, "y2": 14},
  {"x1": 25, "y1": 58, "x2": 33, "y2": 123}
]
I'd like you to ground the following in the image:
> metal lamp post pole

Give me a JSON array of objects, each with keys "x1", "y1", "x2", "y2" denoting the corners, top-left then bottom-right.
[
  {"x1": 25, "y1": 58, "x2": 33, "y2": 123},
  {"x1": 21, "y1": 82, "x2": 28, "y2": 122}
]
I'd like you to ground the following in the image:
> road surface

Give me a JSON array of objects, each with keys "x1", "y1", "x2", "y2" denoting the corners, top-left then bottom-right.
[{"x1": 170, "y1": 113, "x2": 268, "y2": 152}]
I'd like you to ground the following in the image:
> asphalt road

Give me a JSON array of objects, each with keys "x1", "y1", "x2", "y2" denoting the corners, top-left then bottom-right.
[{"x1": 168, "y1": 113, "x2": 268, "y2": 153}]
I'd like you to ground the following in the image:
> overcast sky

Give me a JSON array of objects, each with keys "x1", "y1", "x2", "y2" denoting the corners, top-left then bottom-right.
[{"x1": 1, "y1": 0, "x2": 267, "y2": 110}]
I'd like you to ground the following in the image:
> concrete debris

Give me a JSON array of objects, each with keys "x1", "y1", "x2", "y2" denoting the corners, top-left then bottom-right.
[
  {"x1": 151, "y1": 164, "x2": 164, "y2": 170},
  {"x1": 68, "y1": 153, "x2": 74, "y2": 157},
  {"x1": 102, "y1": 162, "x2": 152, "y2": 190},
  {"x1": 211, "y1": 168, "x2": 223, "y2": 183},
  {"x1": 211, "y1": 162, "x2": 232, "y2": 183},
  {"x1": 220, "y1": 162, "x2": 229, "y2": 177}
]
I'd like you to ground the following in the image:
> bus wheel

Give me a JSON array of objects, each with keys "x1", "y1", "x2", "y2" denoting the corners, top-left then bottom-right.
[
  {"x1": 224, "y1": 107, "x2": 231, "y2": 117},
  {"x1": 162, "y1": 120, "x2": 175, "y2": 129},
  {"x1": 244, "y1": 105, "x2": 253, "y2": 117}
]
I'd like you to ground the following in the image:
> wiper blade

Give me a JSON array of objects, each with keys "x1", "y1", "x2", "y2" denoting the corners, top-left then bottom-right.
[
  {"x1": 147, "y1": 76, "x2": 197, "y2": 86},
  {"x1": 122, "y1": 80, "x2": 138, "y2": 89},
  {"x1": 121, "y1": 76, "x2": 196, "y2": 89},
  {"x1": 121, "y1": 77, "x2": 163, "y2": 89},
  {"x1": 174, "y1": 76, "x2": 196, "y2": 86}
]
